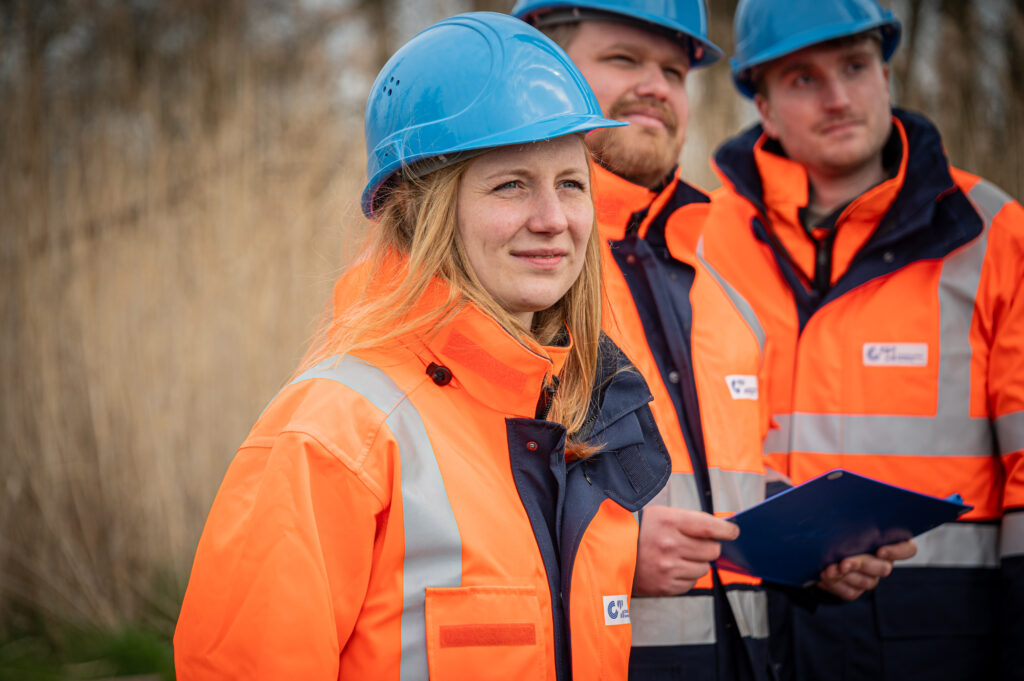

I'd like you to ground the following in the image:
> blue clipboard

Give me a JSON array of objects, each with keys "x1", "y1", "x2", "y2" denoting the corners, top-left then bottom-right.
[{"x1": 714, "y1": 469, "x2": 972, "y2": 586}]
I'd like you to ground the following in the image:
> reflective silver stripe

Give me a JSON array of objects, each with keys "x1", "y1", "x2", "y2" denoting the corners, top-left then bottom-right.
[
  {"x1": 996, "y1": 410, "x2": 1024, "y2": 456},
  {"x1": 697, "y1": 251, "x2": 767, "y2": 355},
  {"x1": 292, "y1": 355, "x2": 462, "y2": 680},
  {"x1": 649, "y1": 471, "x2": 701, "y2": 509},
  {"x1": 726, "y1": 590, "x2": 769, "y2": 640},
  {"x1": 785, "y1": 180, "x2": 1009, "y2": 458},
  {"x1": 630, "y1": 590, "x2": 768, "y2": 647},
  {"x1": 708, "y1": 468, "x2": 765, "y2": 515},
  {"x1": 788, "y1": 413, "x2": 992, "y2": 456},
  {"x1": 898, "y1": 522, "x2": 999, "y2": 568},
  {"x1": 763, "y1": 413, "x2": 792, "y2": 456},
  {"x1": 1001, "y1": 513, "x2": 1024, "y2": 559},
  {"x1": 650, "y1": 470, "x2": 763, "y2": 515},
  {"x1": 630, "y1": 595, "x2": 715, "y2": 646},
  {"x1": 966, "y1": 179, "x2": 1013, "y2": 228}
]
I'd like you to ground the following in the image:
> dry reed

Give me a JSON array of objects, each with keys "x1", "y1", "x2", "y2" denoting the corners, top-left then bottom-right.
[{"x1": 0, "y1": 1, "x2": 368, "y2": 635}]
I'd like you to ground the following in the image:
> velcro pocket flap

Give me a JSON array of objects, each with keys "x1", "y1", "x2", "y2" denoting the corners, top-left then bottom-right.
[{"x1": 425, "y1": 585, "x2": 551, "y2": 681}]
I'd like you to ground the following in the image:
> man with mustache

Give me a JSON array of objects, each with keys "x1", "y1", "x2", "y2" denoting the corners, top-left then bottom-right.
[
  {"x1": 699, "y1": 0, "x2": 1024, "y2": 679},
  {"x1": 512, "y1": 3, "x2": 913, "y2": 680}
]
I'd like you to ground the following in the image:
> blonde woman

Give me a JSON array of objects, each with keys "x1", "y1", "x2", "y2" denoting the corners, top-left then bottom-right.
[{"x1": 173, "y1": 12, "x2": 669, "y2": 680}]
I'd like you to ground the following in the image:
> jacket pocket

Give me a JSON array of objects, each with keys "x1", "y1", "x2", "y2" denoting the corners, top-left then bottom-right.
[{"x1": 424, "y1": 585, "x2": 550, "y2": 681}]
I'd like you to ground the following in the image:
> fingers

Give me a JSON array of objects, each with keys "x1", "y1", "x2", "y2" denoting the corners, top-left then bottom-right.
[
  {"x1": 634, "y1": 554, "x2": 711, "y2": 596},
  {"x1": 817, "y1": 549, "x2": 906, "y2": 602},
  {"x1": 670, "y1": 507, "x2": 740, "y2": 542},
  {"x1": 819, "y1": 571, "x2": 879, "y2": 601},
  {"x1": 633, "y1": 506, "x2": 733, "y2": 597},
  {"x1": 876, "y1": 539, "x2": 917, "y2": 561}
]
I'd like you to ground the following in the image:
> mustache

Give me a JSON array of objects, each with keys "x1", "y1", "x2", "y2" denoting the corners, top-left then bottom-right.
[
  {"x1": 608, "y1": 96, "x2": 678, "y2": 134},
  {"x1": 815, "y1": 115, "x2": 864, "y2": 132}
]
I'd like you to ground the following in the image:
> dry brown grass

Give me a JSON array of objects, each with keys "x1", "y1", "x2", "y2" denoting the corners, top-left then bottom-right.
[{"x1": 0, "y1": 2, "x2": 369, "y2": 634}]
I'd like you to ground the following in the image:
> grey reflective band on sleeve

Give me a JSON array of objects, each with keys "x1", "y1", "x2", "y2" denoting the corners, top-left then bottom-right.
[
  {"x1": 697, "y1": 250, "x2": 767, "y2": 356},
  {"x1": 630, "y1": 594, "x2": 716, "y2": 646},
  {"x1": 996, "y1": 411, "x2": 1024, "y2": 457},
  {"x1": 898, "y1": 522, "x2": 999, "y2": 568},
  {"x1": 291, "y1": 355, "x2": 462, "y2": 680},
  {"x1": 779, "y1": 180, "x2": 1011, "y2": 459},
  {"x1": 1000, "y1": 512, "x2": 1024, "y2": 559}
]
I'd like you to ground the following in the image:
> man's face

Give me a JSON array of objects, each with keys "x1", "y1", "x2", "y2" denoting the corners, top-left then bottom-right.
[
  {"x1": 564, "y1": 20, "x2": 691, "y2": 189},
  {"x1": 754, "y1": 37, "x2": 893, "y2": 181}
]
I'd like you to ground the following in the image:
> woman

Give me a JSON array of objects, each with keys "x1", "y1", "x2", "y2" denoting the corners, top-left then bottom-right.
[{"x1": 173, "y1": 12, "x2": 669, "y2": 680}]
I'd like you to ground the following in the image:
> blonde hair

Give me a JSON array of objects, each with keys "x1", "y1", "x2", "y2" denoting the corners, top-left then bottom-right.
[{"x1": 305, "y1": 142, "x2": 603, "y2": 455}]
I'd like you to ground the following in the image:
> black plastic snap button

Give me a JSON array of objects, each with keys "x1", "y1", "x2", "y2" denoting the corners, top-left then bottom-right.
[{"x1": 426, "y1": 362, "x2": 452, "y2": 386}]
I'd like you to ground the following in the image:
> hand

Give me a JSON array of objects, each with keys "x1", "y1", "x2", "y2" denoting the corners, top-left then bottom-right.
[
  {"x1": 816, "y1": 539, "x2": 917, "y2": 601},
  {"x1": 632, "y1": 505, "x2": 740, "y2": 597}
]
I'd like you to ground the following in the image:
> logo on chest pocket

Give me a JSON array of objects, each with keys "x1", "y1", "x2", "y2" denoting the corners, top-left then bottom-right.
[
  {"x1": 603, "y1": 595, "x2": 630, "y2": 625},
  {"x1": 725, "y1": 375, "x2": 759, "y2": 400},
  {"x1": 862, "y1": 343, "x2": 929, "y2": 367}
]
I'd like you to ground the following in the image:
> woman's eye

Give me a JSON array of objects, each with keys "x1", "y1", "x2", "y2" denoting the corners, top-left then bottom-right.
[
  {"x1": 493, "y1": 180, "x2": 520, "y2": 191},
  {"x1": 560, "y1": 179, "x2": 586, "y2": 191}
]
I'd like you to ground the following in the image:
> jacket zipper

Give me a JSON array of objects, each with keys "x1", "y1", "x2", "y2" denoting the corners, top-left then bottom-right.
[{"x1": 535, "y1": 373, "x2": 560, "y2": 421}]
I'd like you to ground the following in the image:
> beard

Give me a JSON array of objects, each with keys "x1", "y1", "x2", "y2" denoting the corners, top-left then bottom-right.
[{"x1": 588, "y1": 96, "x2": 684, "y2": 189}]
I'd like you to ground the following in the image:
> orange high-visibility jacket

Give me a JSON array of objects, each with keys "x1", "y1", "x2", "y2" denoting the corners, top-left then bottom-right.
[
  {"x1": 701, "y1": 109, "x2": 1024, "y2": 677},
  {"x1": 173, "y1": 274, "x2": 670, "y2": 680},
  {"x1": 593, "y1": 164, "x2": 774, "y2": 680}
]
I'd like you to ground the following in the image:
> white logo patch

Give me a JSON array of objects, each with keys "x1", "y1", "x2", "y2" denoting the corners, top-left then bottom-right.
[
  {"x1": 862, "y1": 343, "x2": 929, "y2": 367},
  {"x1": 603, "y1": 595, "x2": 630, "y2": 625},
  {"x1": 725, "y1": 375, "x2": 759, "y2": 400}
]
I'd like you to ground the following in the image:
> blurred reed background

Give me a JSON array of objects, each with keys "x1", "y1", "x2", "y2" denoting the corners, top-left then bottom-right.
[{"x1": 0, "y1": 0, "x2": 1020, "y2": 677}]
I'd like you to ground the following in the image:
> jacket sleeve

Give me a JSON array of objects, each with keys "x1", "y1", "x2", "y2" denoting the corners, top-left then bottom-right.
[
  {"x1": 173, "y1": 428, "x2": 386, "y2": 679},
  {"x1": 983, "y1": 197, "x2": 1024, "y2": 679}
]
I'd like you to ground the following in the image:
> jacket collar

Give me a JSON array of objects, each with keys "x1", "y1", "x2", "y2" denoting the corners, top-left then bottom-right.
[
  {"x1": 422, "y1": 298, "x2": 570, "y2": 419},
  {"x1": 714, "y1": 108, "x2": 960, "y2": 257},
  {"x1": 592, "y1": 163, "x2": 680, "y2": 241},
  {"x1": 335, "y1": 253, "x2": 570, "y2": 419}
]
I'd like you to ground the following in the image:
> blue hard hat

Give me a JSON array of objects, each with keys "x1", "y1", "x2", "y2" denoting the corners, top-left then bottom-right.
[
  {"x1": 361, "y1": 11, "x2": 624, "y2": 219},
  {"x1": 512, "y1": 0, "x2": 723, "y2": 68},
  {"x1": 731, "y1": 0, "x2": 901, "y2": 98}
]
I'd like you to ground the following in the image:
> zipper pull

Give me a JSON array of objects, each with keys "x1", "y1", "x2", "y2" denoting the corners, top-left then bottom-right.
[{"x1": 534, "y1": 373, "x2": 560, "y2": 420}]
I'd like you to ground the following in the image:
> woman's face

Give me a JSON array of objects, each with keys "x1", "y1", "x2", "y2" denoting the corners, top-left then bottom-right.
[{"x1": 456, "y1": 135, "x2": 593, "y2": 328}]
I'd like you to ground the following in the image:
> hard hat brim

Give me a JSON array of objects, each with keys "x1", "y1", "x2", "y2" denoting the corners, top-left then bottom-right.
[{"x1": 361, "y1": 114, "x2": 626, "y2": 219}]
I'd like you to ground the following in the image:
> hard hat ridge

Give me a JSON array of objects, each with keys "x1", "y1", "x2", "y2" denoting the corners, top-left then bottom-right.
[
  {"x1": 511, "y1": 0, "x2": 724, "y2": 68},
  {"x1": 361, "y1": 11, "x2": 624, "y2": 219}
]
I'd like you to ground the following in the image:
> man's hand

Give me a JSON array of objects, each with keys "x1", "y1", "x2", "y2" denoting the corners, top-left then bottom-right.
[
  {"x1": 816, "y1": 539, "x2": 917, "y2": 601},
  {"x1": 632, "y1": 505, "x2": 740, "y2": 597}
]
